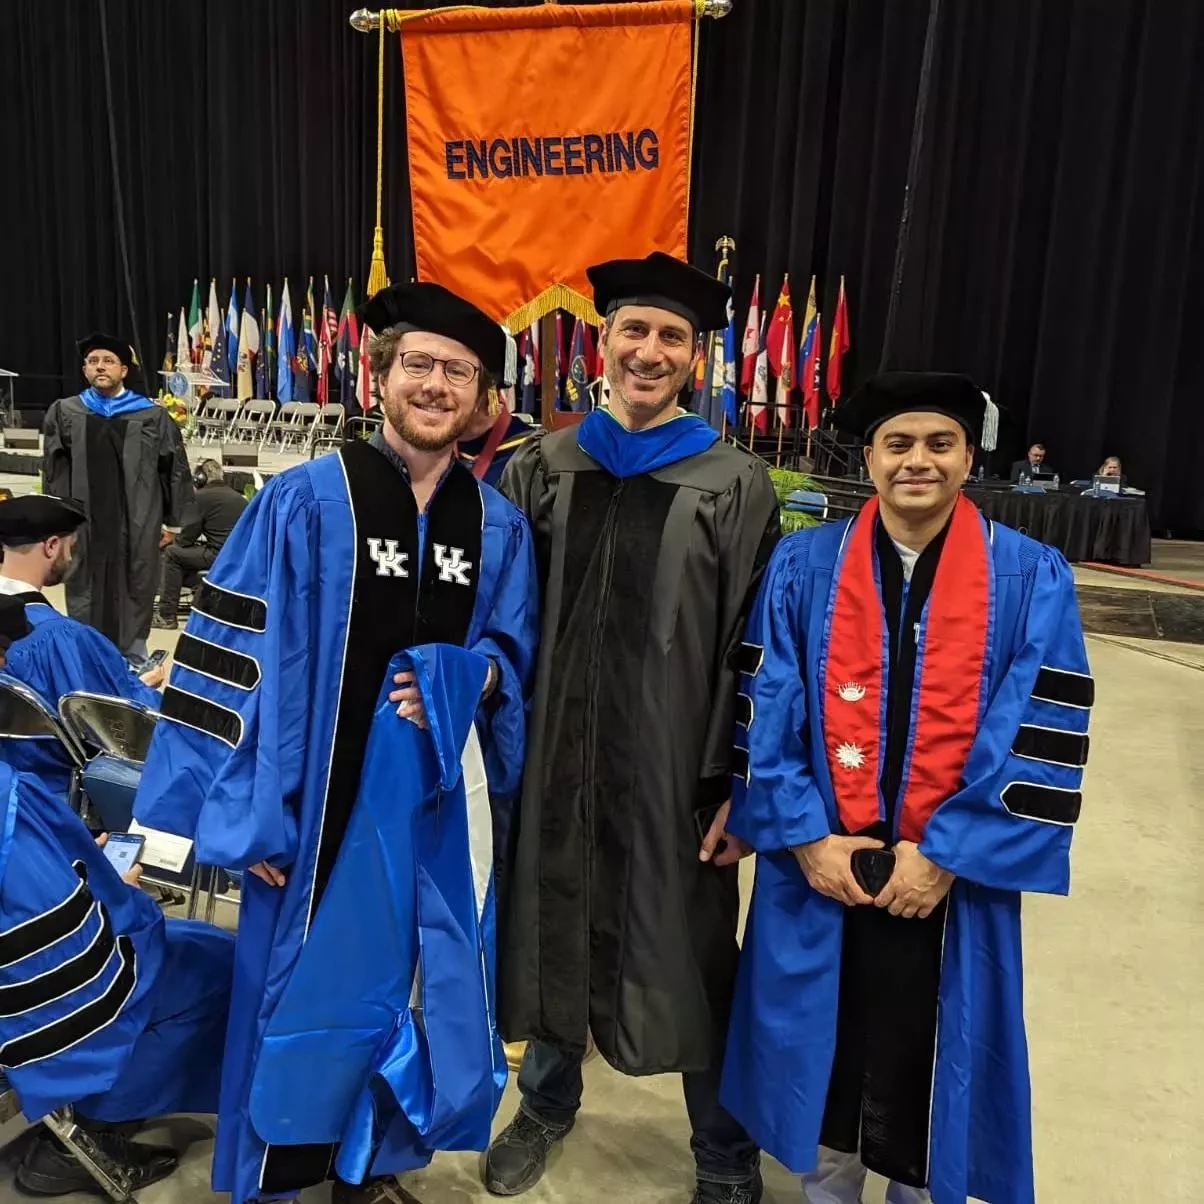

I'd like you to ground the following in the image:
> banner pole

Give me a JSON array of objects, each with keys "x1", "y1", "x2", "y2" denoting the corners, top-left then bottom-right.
[{"x1": 350, "y1": 2, "x2": 736, "y2": 29}]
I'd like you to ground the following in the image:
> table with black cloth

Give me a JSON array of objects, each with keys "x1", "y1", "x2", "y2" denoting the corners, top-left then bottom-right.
[{"x1": 964, "y1": 486, "x2": 1151, "y2": 566}]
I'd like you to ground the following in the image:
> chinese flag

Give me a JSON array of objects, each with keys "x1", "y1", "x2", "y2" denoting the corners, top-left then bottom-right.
[{"x1": 766, "y1": 276, "x2": 795, "y2": 429}]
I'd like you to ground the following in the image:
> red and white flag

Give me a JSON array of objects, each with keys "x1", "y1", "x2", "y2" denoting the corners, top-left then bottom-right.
[
  {"x1": 740, "y1": 275, "x2": 761, "y2": 397},
  {"x1": 356, "y1": 324, "x2": 373, "y2": 412},
  {"x1": 749, "y1": 315, "x2": 770, "y2": 434},
  {"x1": 766, "y1": 275, "x2": 795, "y2": 429}
]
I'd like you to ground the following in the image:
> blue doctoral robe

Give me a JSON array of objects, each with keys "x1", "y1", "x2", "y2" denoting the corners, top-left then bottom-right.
[
  {"x1": 1, "y1": 598, "x2": 161, "y2": 797},
  {"x1": 133, "y1": 445, "x2": 538, "y2": 1204},
  {"x1": 251, "y1": 644, "x2": 505, "y2": 1185},
  {"x1": 0, "y1": 763, "x2": 232, "y2": 1123},
  {"x1": 721, "y1": 515, "x2": 1093, "y2": 1204}
]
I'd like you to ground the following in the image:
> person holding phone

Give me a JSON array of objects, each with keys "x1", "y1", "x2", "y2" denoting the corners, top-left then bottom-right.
[
  {"x1": 721, "y1": 374, "x2": 1093, "y2": 1204},
  {"x1": 0, "y1": 760, "x2": 233, "y2": 1197}
]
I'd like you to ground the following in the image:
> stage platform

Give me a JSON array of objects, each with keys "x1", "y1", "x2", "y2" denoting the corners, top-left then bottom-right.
[{"x1": 1070, "y1": 541, "x2": 1204, "y2": 647}]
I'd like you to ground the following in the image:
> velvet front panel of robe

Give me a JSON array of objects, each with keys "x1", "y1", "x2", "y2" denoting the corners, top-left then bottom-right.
[{"x1": 497, "y1": 429, "x2": 781, "y2": 1075}]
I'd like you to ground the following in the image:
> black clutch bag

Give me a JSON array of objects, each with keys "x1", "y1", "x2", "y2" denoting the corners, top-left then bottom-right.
[{"x1": 851, "y1": 848, "x2": 896, "y2": 898}]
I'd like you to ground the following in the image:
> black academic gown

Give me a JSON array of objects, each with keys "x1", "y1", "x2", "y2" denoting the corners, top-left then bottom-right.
[
  {"x1": 497, "y1": 428, "x2": 780, "y2": 1075},
  {"x1": 42, "y1": 396, "x2": 193, "y2": 652}
]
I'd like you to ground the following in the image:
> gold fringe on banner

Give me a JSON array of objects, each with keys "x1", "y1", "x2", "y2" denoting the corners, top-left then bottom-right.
[
  {"x1": 366, "y1": 15, "x2": 390, "y2": 298},
  {"x1": 503, "y1": 283, "x2": 599, "y2": 334}
]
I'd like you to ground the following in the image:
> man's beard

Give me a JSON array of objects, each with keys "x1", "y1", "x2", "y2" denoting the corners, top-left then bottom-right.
[
  {"x1": 45, "y1": 548, "x2": 77, "y2": 587},
  {"x1": 382, "y1": 393, "x2": 475, "y2": 452}
]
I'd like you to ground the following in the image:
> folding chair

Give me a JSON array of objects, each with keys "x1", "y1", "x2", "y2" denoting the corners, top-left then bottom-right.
[
  {"x1": 228, "y1": 398, "x2": 275, "y2": 446},
  {"x1": 345, "y1": 414, "x2": 383, "y2": 443},
  {"x1": 0, "y1": 674, "x2": 88, "y2": 815},
  {"x1": 0, "y1": 1075, "x2": 141, "y2": 1202},
  {"x1": 58, "y1": 692, "x2": 232, "y2": 918},
  {"x1": 308, "y1": 402, "x2": 345, "y2": 457},
  {"x1": 193, "y1": 398, "x2": 242, "y2": 446}
]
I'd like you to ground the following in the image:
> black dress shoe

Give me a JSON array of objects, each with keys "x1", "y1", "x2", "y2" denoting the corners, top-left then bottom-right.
[
  {"x1": 150, "y1": 614, "x2": 178, "y2": 630},
  {"x1": 482, "y1": 1107, "x2": 573, "y2": 1196},
  {"x1": 690, "y1": 1168, "x2": 764, "y2": 1204},
  {"x1": 15, "y1": 1127, "x2": 178, "y2": 1197}
]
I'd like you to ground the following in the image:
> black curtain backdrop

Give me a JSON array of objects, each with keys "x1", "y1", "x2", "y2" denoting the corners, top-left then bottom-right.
[{"x1": 3, "y1": 0, "x2": 1203, "y2": 530}]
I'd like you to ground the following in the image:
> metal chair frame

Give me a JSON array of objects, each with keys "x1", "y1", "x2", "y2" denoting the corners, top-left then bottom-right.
[
  {"x1": 307, "y1": 402, "x2": 346, "y2": 458},
  {"x1": 0, "y1": 674, "x2": 88, "y2": 815},
  {"x1": 228, "y1": 398, "x2": 276, "y2": 447},
  {"x1": 0, "y1": 1078, "x2": 139, "y2": 1202}
]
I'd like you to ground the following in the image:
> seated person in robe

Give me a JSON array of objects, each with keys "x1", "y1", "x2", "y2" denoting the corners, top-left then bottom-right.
[
  {"x1": 0, "y1": 759, "x2": 233, "y2": 1196},
  {"x1": 0, "y1": 495, "x2": 163, "y2": 796}
]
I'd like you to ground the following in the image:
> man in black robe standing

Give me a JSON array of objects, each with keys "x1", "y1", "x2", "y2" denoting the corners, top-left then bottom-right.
[
  {"x1": 42, "y1": 333, "x2": 193, "y2": 659},
  {"x1": 488, "y1": 253, "x2": 780, "y2": 1204}
]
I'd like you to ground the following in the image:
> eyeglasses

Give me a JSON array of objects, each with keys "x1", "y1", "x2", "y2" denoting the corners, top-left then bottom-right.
[{"x1": 399, "y1": 350, "x2": 480, "y2": 388}]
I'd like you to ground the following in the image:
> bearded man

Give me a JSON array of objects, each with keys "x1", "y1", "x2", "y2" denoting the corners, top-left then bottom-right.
[
  {"x1": 487, "y1": 252, "x2": 780, "y2": 1204},
  {"x1": 0, "y1": 495, "x2": 164, "y2": 799},
  {"x1": 134, "y1": 282, "x2": 539, "y2": 1204}
]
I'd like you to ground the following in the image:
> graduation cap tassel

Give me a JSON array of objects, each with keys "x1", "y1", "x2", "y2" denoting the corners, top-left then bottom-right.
[
  {"x1": 502, "y1": 327, "x2": 518, "y2": 391},
  {"x1": 981, "y1": 390, "x2": 999, "y2": 452},
  {"x1": 366, "y1": 15, "x2": 390, "y2": 299}
]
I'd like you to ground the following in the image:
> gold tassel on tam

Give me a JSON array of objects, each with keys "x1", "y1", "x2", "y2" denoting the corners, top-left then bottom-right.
[{"x1": 366, "y1": 15, "x2": 390, "y2": 298}]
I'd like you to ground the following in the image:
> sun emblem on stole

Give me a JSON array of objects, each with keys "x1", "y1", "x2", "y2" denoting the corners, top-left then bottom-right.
[
  {"x1": 835, "y1": 742, "x2": 866, "y2": 770},
  {"x1": 837, "y1": 682, "x2": 867, "y2": 703}
]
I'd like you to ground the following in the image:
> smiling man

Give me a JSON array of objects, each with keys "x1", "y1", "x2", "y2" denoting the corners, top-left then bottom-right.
[
  {"x1": 489, "y1": 252, "x2": 780, "y2": 1204},
  {"x1": 134, "y1": 282, "x2": 539, "y2": 1204},
  {"x1": 720, "y1": 373, "x2": 1093, "y2": 1204}
]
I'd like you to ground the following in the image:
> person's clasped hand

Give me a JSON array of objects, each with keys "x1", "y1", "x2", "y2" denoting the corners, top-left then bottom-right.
[
  {"x1": 792, "y1": 833, "x2": 885, "y2": 907},
  {"x1": 873, "y1": 840, "x2": 954, "y2": 919}
]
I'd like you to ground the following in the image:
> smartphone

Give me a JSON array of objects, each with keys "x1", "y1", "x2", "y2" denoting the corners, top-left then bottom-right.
[
  {"x1": 101, "y1": 833, "x2": 145, "y2": 877},
  {"x1": 143, "y1": 649, "x2": 168, "y2": 670}
]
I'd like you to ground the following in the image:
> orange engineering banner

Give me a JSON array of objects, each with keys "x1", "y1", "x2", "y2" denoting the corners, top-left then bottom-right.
[{"x1": 398, "y1": 2, "x2": 696, "y2": 330}]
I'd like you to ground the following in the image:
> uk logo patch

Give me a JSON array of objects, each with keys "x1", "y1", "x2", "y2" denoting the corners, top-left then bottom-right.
[
  {"x1": 367, "y1": 538, "x2": 409, "y2": 579},
  {"x1": 433, "y1": 543, "x2": 473, "y2": 586}
]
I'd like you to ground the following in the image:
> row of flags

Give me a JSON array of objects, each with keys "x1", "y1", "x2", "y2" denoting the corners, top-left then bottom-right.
[
  {"x1": 696, "y1": 273, "x2": 851, "y2": 434},
  {"x1": 512, "y1": 312, "x2": 606, "y2": 417},
  {"x1": 162, "y1": 277, "x2": 372, "y2": 410},
  {"x1": 162, "y1": 279, "x2": 609, "y2": 418}
]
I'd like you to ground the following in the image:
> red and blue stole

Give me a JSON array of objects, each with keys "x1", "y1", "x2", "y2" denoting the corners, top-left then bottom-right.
[{"x1": 821, "y1": 494, "x2": 992, "y2": 842}]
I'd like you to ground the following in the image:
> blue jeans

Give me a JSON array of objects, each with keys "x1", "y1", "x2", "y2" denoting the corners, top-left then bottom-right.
[{"x1": 517, "y1": 1040, "x2": 760, "y2": 1185}]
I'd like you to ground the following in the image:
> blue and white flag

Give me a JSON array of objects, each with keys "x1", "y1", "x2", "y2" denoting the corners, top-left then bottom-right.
[
  {"x1": 226, "y1": 281, "x2": 240, "y2": 379},
  {"x1": 276, "y1": 281, "x2": 295, "y2": 402},
  {"x1": 720, "y1": 299, "x2": 739, "y2": 429}
]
